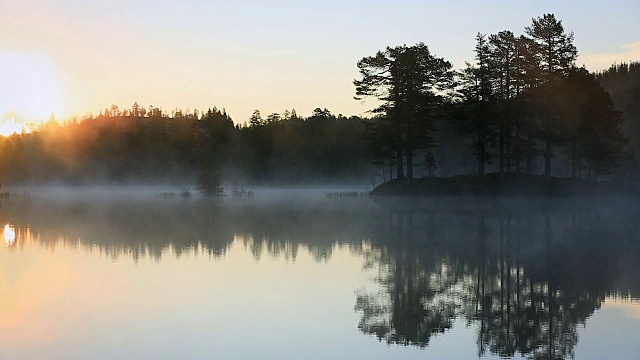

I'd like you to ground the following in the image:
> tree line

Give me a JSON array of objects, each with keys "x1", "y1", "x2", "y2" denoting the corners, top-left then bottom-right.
[
  {"x1": 596, "y1": 62, "x2": 640, "y2": 155},
  {"x1": 356, "y1": 13, "x2": 634, "y2": 181},
  {"x1": 0, "y1": 13, "x2": 638, "y2": 186},
  {"x1": 0, "y1": 105, "x2": 371, "y2": 186}
]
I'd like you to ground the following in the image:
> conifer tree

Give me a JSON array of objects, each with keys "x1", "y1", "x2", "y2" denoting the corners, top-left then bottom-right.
[
  {"x1": 355, "y1": 43, "x2": 454, "y2": 179},
  {"x1": 459, "y1": 33, "x2": 495, "y2": 174},
  {"x1": 526, "y1": 14, "x2": 578, "y2": 177}
]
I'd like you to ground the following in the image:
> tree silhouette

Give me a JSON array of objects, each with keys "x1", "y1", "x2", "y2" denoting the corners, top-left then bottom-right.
[
  {"x1": 525, "y1": 14, "x2": 578, "y2": 177},
  {"x1": 355, "y1": 43, "x2": 455, "y2": 179},
  {"x1": 459, "y1": 33, "x2": 497, "y2": 174},
  {"x1": 596, "y1": 62, "x2": 640, "y2": 155},
  {"x1": 195, "y1": 167, "x2": 223, "y2": 196},
  {"x1": 0, "y1": 13, "x2": 634, "y2": 185},
  {"x1": 552, "y1": 68, "x2": 625, "y2": 177}
]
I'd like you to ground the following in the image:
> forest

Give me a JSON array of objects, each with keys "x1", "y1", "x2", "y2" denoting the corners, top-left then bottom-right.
[
  {"x1": 357, "y1": 14, "x2": 637, "y2": 182},
  {"x1": 0, "y1": 106, "x2": 370, "y2": 186},
  {"x1": 0, "y1": 13, "x2": 638, "y2": 188}
]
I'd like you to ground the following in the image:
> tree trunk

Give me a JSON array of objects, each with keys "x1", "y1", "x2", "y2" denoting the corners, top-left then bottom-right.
[
  {"x1": 382, "y1": 160, "x2": 387, "y2": 183},
  {"x1": 526, "y1": 124, "x2": 533, "y2": 174},
  {"x1": 515, "y1": 79, "x2": 521, "y2": 174},
  {"x1": 571, "y1": 139, "x2": 578, "y2": 179},
  {"x1": 396, "y1": 148, "x2": 404, "y2": 179},
  {"x1": 544, "y1": 115, "x2": 552, "y2": 177},
  {"x1": 506, "y1": 124, "x2": 512, "y2": 174},
  {"x1": 515, "y1": 115, "x2": 520, "y2": 174},
  {"x1": 478, "y1": 117, "x2": 485, "y2": 175},
  {"x1": 499, "y1": 122, "x2": 505, "y2": 174},
  {"x1": 406, "y1": 148, "x2": 413, "y2": 179},
  {"x1": 544, "y1": 137, "x2": 551, "y2": 177}
]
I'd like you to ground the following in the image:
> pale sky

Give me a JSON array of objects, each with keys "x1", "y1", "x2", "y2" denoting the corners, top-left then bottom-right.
[{"x1": 1, "y1": 0, "x2": 639, "y2": 123}]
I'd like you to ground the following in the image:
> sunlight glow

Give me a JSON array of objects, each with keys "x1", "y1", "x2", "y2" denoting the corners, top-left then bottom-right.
[
  {"x1": 3, "y1": 224, "x2": 16, "y2": 247},
  {"x1": 0, "y1": 51, "x2": 65, "y2": 124},
  {"x1": 0, "y1": 117, "x2": 32, "y2": 136}
]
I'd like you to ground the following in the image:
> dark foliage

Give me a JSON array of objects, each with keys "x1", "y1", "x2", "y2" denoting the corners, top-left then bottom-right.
[
  {"x1": 0, "y1": 106, "x2": 372, "y2": 186},
  {"x1": 195, "y1": 167, "x2": 224, "y2": 196},
  {"x1": 0, "y1": 14, "x2": 635, "y2": 187},
  {"x1": 595, "y1": 62, "x2": 640, "y2": 152},
  {"x1": 358, "y1": 13, "x2": 631, "y2": 182}
]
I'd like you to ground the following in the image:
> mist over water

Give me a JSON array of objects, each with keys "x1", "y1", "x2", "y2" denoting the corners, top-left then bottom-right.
[{"x1": 0, "y1": 191, "x2": 639, "y2": 359}]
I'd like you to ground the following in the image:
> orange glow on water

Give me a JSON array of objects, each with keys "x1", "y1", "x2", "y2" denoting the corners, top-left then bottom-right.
[{"x1": 2, "y1": 225, "x2": 34, "y2": 248}]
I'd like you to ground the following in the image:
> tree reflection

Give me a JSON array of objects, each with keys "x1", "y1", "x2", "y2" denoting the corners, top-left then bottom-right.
[
  {"x1": 1, "y1": 195, "x2": 639, "y2": 358},
  {"x1": 356, "y1": 200, "x2": 640, "y2": 359},
  {"x1": 356, "y1": 210, "x2": 461, "y2": 347},
  {"x1": 0, "y1": 196, "x2": 376, "y2": 262}
]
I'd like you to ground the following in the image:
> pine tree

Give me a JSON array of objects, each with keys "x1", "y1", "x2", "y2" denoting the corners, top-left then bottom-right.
[
  {"x1": 249, "y1": 110, "x2": 263, "y2": 127},
  {"x1": 355, "y1": 43, "x2": 454, "y2": 179},
  {"x1": 526, "y1": 14, "x2": 578, "y2": 177},
  {"x1": 488, "y1": 31, "x2": 517, "y2": 174},
  {"x1": 459, "y1": 33, "x2": 495, "y2": 174}
]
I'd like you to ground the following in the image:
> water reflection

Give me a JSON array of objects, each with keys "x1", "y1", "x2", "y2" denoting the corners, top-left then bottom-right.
[
  {"x1": 0, "y1": 196, "x2": 639, "y2": 359},
  {"x1": 356, "y1": 199, "x2": 640, "y2": 359},
  {"x1": 0, "y1": 197, "x2": 377, "y2": 261}
]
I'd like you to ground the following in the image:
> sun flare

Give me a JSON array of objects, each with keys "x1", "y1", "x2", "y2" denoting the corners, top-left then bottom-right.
[{"x1": 0, "y1": 51, "x2": 65, "y2": 133}]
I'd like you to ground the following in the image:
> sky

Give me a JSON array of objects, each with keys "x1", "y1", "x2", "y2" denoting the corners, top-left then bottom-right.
[{"x1": 1, "y1": 0, "x2": 639, "y2": 124}]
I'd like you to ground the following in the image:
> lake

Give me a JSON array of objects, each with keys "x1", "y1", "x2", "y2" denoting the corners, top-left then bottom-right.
[{"x1": 0, "y1": 191, "x2": 639, "y2": 359}]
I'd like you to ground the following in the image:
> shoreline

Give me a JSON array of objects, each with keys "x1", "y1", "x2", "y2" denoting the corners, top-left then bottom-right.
[{"x1": 370, "y1": 173, "x2": 639, "y2": 197}]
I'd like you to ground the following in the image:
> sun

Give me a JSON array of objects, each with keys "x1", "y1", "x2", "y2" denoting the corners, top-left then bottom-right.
[{"x1": 0, "y1": 51, "x2": 65, "y2": 134}]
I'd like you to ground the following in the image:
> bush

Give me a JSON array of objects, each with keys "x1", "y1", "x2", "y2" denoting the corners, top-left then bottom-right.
[{"x1": 195, "y1": 168, "x2": 224, "y2": 196}]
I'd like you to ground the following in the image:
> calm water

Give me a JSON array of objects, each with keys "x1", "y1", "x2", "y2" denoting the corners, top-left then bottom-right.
[{"x1": 0, "y1": 192, "x2": 639, "y2": 359}]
